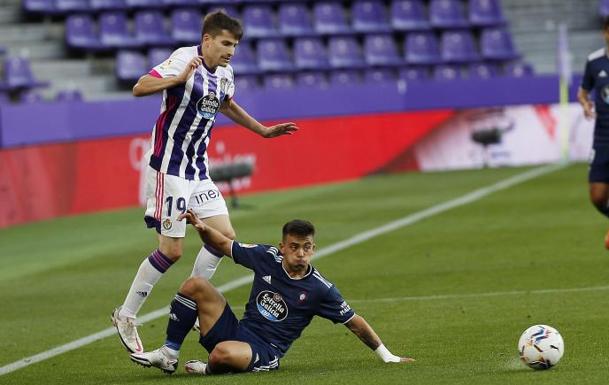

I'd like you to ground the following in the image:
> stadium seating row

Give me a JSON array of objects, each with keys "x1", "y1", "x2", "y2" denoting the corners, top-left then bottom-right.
[
  {"x1": 26, "y1": 0, "x2": 505, "y2": 32},
  {"x1": 113, "y1": 30, "x2": 517, "y2": 82}
]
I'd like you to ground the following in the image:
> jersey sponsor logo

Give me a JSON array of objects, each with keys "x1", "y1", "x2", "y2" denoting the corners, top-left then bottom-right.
[
  {"x1": 196, "y1": 91, "x2": 220, "y2": 120},
  {"x1": 193, "y1": 189, "x2": 221, "y2": 205},
  {"x1": 256, "y1": 290, "x2": 288, "y2": 322}
]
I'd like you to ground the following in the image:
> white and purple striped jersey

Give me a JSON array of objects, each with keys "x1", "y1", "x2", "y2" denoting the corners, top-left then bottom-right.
[{"x1": 146, "y1": 45, "x2": 235, "y2": 180}]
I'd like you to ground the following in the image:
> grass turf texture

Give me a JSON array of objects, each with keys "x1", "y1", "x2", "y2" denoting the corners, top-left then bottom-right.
[{"x1": 1, "y1": 163, "x2": 608, "y2": 385}]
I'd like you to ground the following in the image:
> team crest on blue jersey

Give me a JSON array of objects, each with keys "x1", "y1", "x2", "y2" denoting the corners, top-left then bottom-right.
[
  {"x1": 196, "y1": 91, "x2": 220, "y2": 120},
  {"x1": 256, "y1": 290, "x2": 288, "y2": 322}
]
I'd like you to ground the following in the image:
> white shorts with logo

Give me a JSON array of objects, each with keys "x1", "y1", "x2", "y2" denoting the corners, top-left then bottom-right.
[{"x1": 144, "y1": 166, "x2": 229, "y2": 237}]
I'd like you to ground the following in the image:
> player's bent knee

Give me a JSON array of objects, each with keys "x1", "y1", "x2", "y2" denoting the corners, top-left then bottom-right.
[
  {"x1": 208, "y1": 343, "x2": 243, "y2": 372},
  {"x1": 180, "y1": 277, "x2": 209, "y2": 296}
]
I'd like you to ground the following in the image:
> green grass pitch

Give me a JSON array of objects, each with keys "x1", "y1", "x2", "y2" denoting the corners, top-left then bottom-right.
[{"x1": 1, "y1": 163, "x2": 608, "y2": 385}]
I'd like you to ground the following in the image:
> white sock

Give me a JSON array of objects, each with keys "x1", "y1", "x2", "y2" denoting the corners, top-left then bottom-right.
[
  {"x1": 191, "y1": 245, "x2": 223, "y2": 280},
  {"x1": 120, "y1": 253, "x2": 171, "y2": 319}
]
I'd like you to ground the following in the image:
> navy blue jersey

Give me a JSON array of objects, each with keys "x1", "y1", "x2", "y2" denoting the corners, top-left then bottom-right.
[
  {"x1": 230, "y1": 242, "x2": 356, "y2": 357},
  {"x1": 582, "y1": 48, "x2": 609, "y2": 146}
]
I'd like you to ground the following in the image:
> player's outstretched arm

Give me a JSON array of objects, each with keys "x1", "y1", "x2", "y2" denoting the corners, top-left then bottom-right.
[
  {"x1": 220, "y1": 98, "x2": 299, "y2": 138},
  {"x1": 178, "y1": 209, "x2": 233, "y2": 257},
  {"x1": 345, "y1": 315, "x2": 415, "y2": 364},
  {"x1": 132, "y1": 56, "x2": 203, "y2": 97}
]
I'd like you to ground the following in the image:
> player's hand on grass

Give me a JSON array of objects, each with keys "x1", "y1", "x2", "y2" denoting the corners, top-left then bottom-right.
[
  {"x1": 176, "y1": 56, "x2": 204, "y2": 84},
  {"x1": 263, "y1": 122, "x2": 299, "y2": 138}
]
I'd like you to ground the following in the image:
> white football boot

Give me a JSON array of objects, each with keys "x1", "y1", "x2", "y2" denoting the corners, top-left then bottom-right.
[
  {"x1": 184, "y1": 360, "x2": 208, "y2": 375},
  {"x1": 130, "y1": 346, "x2": 179, "y2": 374},
  {"x1": 111, "y1": 307, "x2": 144, "y2": 354}
]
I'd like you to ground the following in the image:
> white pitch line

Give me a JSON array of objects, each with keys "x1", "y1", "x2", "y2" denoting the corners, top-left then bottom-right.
[
  {"x1": 0, "y1": 163, "x2": 565, "y2": 376},
  {"x1": 348, "y1": 285, "x2": 609, "y2": 304}
]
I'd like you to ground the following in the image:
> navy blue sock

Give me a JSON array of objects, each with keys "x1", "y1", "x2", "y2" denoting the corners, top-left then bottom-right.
[{"x1": 165, "y1": 293, "x2": 198, "y2": 351}]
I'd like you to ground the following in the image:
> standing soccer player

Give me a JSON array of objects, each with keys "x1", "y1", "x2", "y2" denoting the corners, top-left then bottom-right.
[
  {"x1": 111, "y1": 11, "x2": 298, "y2": 354},
  {"x1": 579, "y1": 17, "x2": 609, "y2": 248}
]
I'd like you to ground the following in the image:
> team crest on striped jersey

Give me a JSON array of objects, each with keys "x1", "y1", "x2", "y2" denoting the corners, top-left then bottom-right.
[{"x1": 196, "y1": 91, "x2": 220, "y2": 120}]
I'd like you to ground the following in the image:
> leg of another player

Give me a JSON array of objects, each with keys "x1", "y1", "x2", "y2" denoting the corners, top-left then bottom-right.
[
  {"x1": 112, "y1": 236, "x2": 183, "y2": 353},
  {"x1": 589, "y1": 182, "x2": 609, "y2": 249},
  {"x1": 191, "y1": 214, "x2": 236, "y2": 280},
  {"x1": 180, "y1": 277, "x2": 252, "y2": 374}
]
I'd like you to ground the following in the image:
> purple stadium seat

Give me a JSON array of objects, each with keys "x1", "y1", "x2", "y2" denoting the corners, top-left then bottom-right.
[
  {"x1": 469, "y1": 0, "x2": 505, "y2": 26},
  {"x1": 55, "y1": 89, "x2": 83, "y2": 101},
  {"x1": 125, "y1": 0, "x2": 164, "y2": 8},
  {"x1": 164, "y1": 0, "x2": 197, "y2": 7},
  {"x1": 100, "y1": 12, "x2": 139, "y2": 48},
  {"x1": 278, "y1": 3, "x2": 314, "y2": 36},
  {"x1": 364, "y1": 34, "x2": 402, "y2": 66},
  {"x1": 294, "y1": 38, "x2": 329, "y2": 70},
  {"x1": 263, "y1": 73, "x2": 294, "y2": 89},
  {"x1": 480, "y1": 27, "x2": 518, "y2": 60},
  {"x1": 171, "y1": 8, "x2": 202, "y2": 44},
  {"x1": 135, "y1": 11, "x2": 174, "y2": 46},
  {"x1": 116, "y1": 50, "x2": 147, "y2": 82},
  {"x1": 351, "y1": 0, "x2": 391, "y2": 32},
  {"x1": 314, "y1": 2, "x2": 351, "y2": 34},
  {"x1": 328, "y1": 36, "x2": 365, "y2": 69},
  {"x1": 257, "y1": 39, "x2": 293, "y2": 72},
  {"x1": 235, "y1": 75, "x2": 260, "y2": 91},
  {"x1": 433, "y1": 64, "x2": 465, "y2": 80},
  {"x1": 429, "y1": 0, "x2": 469, "y2": 28},
  {"x1": 398, "y1": 66, "x2": 429, "y2": 81},
  {"x1": 54, "y1": 0, "x2": 90, "y2": 13},
  {"x1": 505, "y1": 61, "x2": 534, "y2": 77},
  {"x1": 404, "y1": 32, "x2": 441, "y2": 65},
  {"x1": 65, "y1": 15, "x2": 103, "y2": 51},
  {"x1": 206, "y1": 5, "x2": 239, "y2": 18},
  {"x1": 230, "y1": 41, "x2": 260, "y2": 74},
  {"x1": 23, "y1": 0, "x2": 56, "y2": 14},
  {"x1": 391, "y1": 0, "x2": 430, "y2": 31},
  {"x1": 147, "y1": 47, "x2": 172, "y2": 67},
  {"x1": 364, "y1": 68, "x2": 397, "y2": 83},
  {"x1": 469, "y1": 62, "x2": 498, "y2": 79},
  {"x1": 329, "y1": 69, "x2": 363, "y2": 86},
  {"x1": 440, "y1": 30, "x2": 479, "y2": 63},
  {"x1": 243, "y1": 5, "x2": 276, "y2": 38},
  {"x1": 3, "y1": 57, "x2": 48, "y2": 90},
  {"x1": 296, "y1": 72, "x2": 328, "y2": 88},
  {"x1": 21, "y1": 91, "x2": 44, "y2": 103},
  {"x1": 600, "y1": 0, "x2": 609, "y2": 17},
  {"x1": 90, "y1": 0, "x2": 126, "y2": 11}
]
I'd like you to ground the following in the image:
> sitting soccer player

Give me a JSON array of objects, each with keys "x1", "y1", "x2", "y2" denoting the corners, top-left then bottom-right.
[{"x1": 129, "y1": 210, "x2": 414, "y2": 374}]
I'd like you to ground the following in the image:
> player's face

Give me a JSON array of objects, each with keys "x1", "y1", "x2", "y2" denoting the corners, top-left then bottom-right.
[
  {"x1": 280, "y1": 234, "x2": 315, "y2": 275},
  {"x1": 202, "y1": 30, "x2": 239, "y2": 68}
]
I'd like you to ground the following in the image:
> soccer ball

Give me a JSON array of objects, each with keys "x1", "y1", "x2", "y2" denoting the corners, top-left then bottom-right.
[{"x1": 518, "y1": 325, "x2": 564, "y2": 370}]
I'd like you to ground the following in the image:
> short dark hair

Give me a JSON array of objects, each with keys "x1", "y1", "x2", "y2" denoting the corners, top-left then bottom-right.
[
  {"x1": 604, "y1": 16, "x2": 609, "y2": 31},
  {"x1": 282, "y1": 219, "x2": 315, "y2": 239},
  {"x1": 202, "y1": 11, "x2": 243, "y2": 40}
]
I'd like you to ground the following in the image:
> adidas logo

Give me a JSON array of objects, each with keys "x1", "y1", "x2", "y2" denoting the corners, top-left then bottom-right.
[
  {"x1": 600, "y1": 70, "x2": 608, "y2": 78},
  {"x1": 262, "y1": 275, "x2": 272, "y2": 285},
  {"x1": 136, "y1": 291, "x2": 148, "y2": 298},
  {"x1": 169, "y1": 313, "x2": 179, "y2": 322}
]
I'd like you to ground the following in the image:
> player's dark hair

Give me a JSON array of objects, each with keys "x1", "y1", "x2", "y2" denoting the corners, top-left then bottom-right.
[
  {"x1": 202, "y1": 11, "x2": 243, "y2": 40},
  {"x1": 604, "y1": 16, "x2": 609, "y2": 31},
  {"x1": 282, "y1": 220, "x2": 315, "y2": 239}
]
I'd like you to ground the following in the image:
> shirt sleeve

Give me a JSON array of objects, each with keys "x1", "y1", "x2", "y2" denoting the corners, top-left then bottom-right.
[
  {"x1": 231, "y1": 242, "x2": 276, "y2": 271},
  {"x1": 225, "y1": 66, "x2": 235, "y2": 101},
  {"x1": 149, "y1": 48, "x2": 189, "y2": 79},
  {"x1": 316, "y1": 285, "x2": 355, "y2": 324},
  {"x1": 581, "y1": 59, "x2": 594, "y2": 91}
]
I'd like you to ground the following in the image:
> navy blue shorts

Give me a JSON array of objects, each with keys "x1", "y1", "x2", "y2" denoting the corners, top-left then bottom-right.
[
  {"x1": 589, "y1": 146, "x2": 609, "y2": 183},
  {"x1": 199, "y1": 304, "x2": 280, "y2": 372}
]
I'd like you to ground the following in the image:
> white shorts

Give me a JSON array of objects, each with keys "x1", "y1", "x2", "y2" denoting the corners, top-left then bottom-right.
[{"x1": 144, "y1": 166, "x2": 229, "y2": 237}]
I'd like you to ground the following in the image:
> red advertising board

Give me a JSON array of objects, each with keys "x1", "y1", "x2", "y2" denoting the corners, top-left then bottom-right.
[{"x1": 0, "y1": 110, "x2": 453, "y2": 227}]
